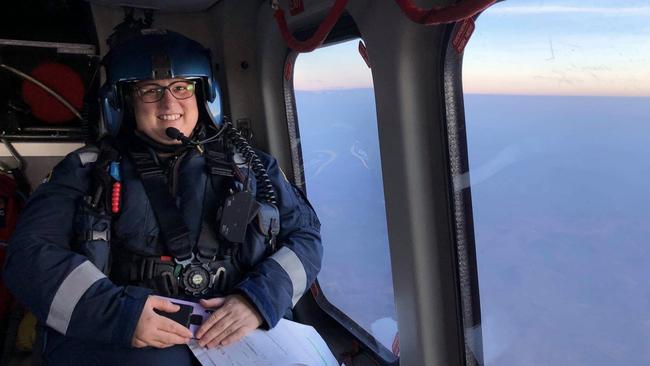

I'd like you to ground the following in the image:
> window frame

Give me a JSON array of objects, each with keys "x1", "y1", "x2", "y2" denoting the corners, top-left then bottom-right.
[
  {"x1": 283, "y1": 34, "x2": 400, "y2": 364},
  {"x1": 442, "y1": 16, "x2": 500, "y2": 366}
]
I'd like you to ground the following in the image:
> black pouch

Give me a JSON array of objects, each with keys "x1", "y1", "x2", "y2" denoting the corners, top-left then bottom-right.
[
  {"x1": 237, "y1": 202, "x2": 280, "y2": 270},
  {"x1": 73, "y1": 199, "x2": 112, "y2": 274}
]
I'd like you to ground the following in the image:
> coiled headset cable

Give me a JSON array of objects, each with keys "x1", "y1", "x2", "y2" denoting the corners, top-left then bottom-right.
[
  {"x1": 222, "y1": 122, "x2": 277, "y2": 205},
  {"x1": 166, "y1": 121, "x2": 277, "y2": 205}
]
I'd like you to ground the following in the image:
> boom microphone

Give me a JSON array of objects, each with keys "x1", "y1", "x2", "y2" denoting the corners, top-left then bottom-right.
[{"x1": 165, "y1": 127, "x2": 194, "y2": 145}]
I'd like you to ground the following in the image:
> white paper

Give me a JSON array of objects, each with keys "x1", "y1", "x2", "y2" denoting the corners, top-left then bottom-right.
[{"x1": 189, "y1": 318, "x2": 339, "y2": 366}]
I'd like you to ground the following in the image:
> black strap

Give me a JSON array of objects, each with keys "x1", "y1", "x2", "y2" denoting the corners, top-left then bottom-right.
[
  {"x1": 197, "y1": 141, "x2": 239, "y2": 260},
  {"x1": 196, "y1": 173, "x2": 220, "y2": 261},
  {"x1": 129, "y1": 148, "x2": 194, "y2": 262},
  {"x1": 128, "y1": 138, "x2": 239, "y2": 263}
]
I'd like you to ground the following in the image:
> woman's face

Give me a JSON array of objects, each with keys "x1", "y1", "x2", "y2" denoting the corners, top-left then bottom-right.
[{"x1": 131, "y1": 78, "x2": 199, "y2": 144}]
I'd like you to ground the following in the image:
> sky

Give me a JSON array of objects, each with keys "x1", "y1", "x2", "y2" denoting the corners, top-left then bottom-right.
[{"x1": 294, "y1": 0, "x2": 650, "y2": 96}]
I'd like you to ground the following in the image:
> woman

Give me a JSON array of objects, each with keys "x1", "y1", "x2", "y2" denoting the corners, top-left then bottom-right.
[{"x1": 4, "y1": 29, "x2": 322, "y2": 365}]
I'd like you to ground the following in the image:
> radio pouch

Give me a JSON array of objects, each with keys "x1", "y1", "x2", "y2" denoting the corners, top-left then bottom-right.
[
  {"x1": 238, "y1": 202, "x2": 280, "y2": 270},
  {"x1": 218, "y1": 191, "x2": 258, "y2": 244}
]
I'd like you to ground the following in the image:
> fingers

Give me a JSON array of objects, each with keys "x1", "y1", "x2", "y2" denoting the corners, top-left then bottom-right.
[
  {"x1": 200, "y1": 297, "x2": 226, "y2": 308},
  {"x1": 151, "y1": 297, "x2": 181, "y2": 313},
  {"x1": 151, "y1": 297, "x2": 193, "y2": 338},
  {"x1": 196, "y1": 298, "x2": 227, "y2": 339},
  {"x1": 196, "y1": 306, "x2": 232, "y2": 341},
  {"x1": 131, "y1": 296, "x2": 193, "y2": 348},
  {"x1": 153, "y1": 328, "x2": 193, "y2": 346},
  {"x1": 196, "y1": 295, "x2": 263, "y2": 348},
  {"x1": 220, "y1": 326, "x2": 248, "y2": 347},
  {"x1": 132, "y1": 338, "x2": 147, "y2": 348},
  {"x1": 199, "y1": 316, "x2": 237, "y2": 347},
  {"x1": 132, "y1": 332, "x2": 180, "y2": 349},
  {"x1": 134, "y1": 295, "x2": 261, "y2": 349},
  {"x1": 158, "y1": 316, "x2": 194, "y2": 339}
]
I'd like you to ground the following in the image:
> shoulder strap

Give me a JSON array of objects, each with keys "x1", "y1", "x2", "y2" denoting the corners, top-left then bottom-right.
[
  {"x1": 127, "y1": 146, "x2": 194, "y2": 263},
  {"x1": 87, "y1": 138, "x2": 119, "y2": 210},
  {"x1": 196, "y1": 139, "x2": 237, "y2": 260}
]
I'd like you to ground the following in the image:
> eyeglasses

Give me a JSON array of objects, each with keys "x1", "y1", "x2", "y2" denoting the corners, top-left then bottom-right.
[{"x1": 132, "y1": 80, "x2": 196, "y2": 103}]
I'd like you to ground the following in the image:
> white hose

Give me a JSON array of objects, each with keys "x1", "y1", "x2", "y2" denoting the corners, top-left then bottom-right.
[{"x1": 0, "y1": 63, "x2": 83, "y2": 121}]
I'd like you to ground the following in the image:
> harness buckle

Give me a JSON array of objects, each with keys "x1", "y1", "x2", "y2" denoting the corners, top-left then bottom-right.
[
  {"x1": 174, "y1": 252, "x2": 195, "y2": 267},
  {"x1": 180, "y1": 261, "x2": 213, "y2": 296},
  {"x1": 90, "y1": 229, "x2": 109, "y2": 241}
]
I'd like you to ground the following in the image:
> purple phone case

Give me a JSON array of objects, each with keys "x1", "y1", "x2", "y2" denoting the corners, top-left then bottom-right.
[{"x1": 155, "y1": 296, "x2": 211, "y2": 337}]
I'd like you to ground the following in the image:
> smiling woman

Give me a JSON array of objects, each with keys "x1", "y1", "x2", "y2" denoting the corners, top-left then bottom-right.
[{"x1": 131, "y1": 78, "x2": 199, "y2": 144}]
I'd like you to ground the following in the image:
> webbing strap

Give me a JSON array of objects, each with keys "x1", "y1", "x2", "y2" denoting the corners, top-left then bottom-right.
[
  {"x1": 197, "y1": 140, "x2": 238, "y2": 260},
  {"x1": 197, "y1": 172, "x2": 220, "y2": 260},
  {"x1": 129, "y1": 149, "x2": 194, "y2": 261}
]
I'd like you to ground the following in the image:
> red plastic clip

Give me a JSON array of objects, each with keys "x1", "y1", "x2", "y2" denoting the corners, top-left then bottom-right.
[
  {"x1": 111, "y1": 181, "x2": 121, "y2": 214},
  {"x1": 289, "y1": 0, "x2": 304, "y2": 16},
  {"x1": 358, "y1": 40, "x2": 371, "y2": 68},
  {"x1": 391, "y1": 331, "x2": 400, "y2": 357},
  {"x1": 452, "y1": 17, "x2": 475, "y2": 54},
  {"x1": 284, "y1": 61, "x2": 293, "y2": 81}
]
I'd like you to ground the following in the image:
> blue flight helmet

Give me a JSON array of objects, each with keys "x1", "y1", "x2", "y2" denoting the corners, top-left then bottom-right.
[{"x1": 99, "y1": 29, "x2": 222, "y2": 136}]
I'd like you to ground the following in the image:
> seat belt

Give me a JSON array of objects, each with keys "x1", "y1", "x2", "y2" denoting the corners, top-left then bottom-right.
[
  {"x1": 128, "y1": 146, "x2": 194, "y2": 263},
  {"x1": 127, "y1": 138, "x2": 256, "y2": 293}
]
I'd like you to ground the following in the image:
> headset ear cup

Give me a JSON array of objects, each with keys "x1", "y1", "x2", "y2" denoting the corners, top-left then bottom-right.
[
  {"x1": 205, "y1": 49, "x2": 217, "y2": 102},
  {"x1": 205, "y1": 99, "x2": 222, "y2": 127},
  {"x1": 99, "y1": 83, "x2": 124, "y2": 136}
]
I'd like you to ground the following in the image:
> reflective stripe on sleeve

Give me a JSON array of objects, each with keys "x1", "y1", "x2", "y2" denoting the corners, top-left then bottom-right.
[
  {"x1": 46, "y1": 261, "x2": 106, "y2": 335},
  {"x1": 77, "y1": 151, "x2": 98, "y2": 166},
  {"x1": 270, "y1": 246, "x2": 307, "y2": 306}
]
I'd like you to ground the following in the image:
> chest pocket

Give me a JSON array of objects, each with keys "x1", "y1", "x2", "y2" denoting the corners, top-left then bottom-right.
[{"x1": 235, "y1": 202, "x2": 279, "y2": 270}]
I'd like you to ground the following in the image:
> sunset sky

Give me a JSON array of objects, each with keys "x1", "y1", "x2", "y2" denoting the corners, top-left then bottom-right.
[{"x1": 295, "y1": 0, "x2": 650, "y2": 96}]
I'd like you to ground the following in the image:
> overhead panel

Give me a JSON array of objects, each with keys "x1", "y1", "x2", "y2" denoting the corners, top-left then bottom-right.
[{"x1": 86, "y1": 0, "x2": 220, "y2": 12}]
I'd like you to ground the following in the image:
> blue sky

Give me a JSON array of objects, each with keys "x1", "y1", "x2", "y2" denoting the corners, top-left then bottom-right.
[
  {"x1": 294, "y1": 40, "x2": 372, "y2": 91},
  {"x1": 295, "y1": 0, "x2": 650, "y2": 96}
]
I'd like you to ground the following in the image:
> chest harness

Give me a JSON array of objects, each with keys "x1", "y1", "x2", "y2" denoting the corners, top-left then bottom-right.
[{"x1": 80, "y1": 124, "x2": 280, "y2": 298}]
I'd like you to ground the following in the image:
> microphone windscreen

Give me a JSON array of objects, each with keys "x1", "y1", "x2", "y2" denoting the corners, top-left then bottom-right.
[{"x1": 165, "y1": 127, "x2": 182, "y2": 139}]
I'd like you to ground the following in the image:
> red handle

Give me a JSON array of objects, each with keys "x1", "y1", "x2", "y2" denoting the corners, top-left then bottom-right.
[{"x1": 394, "y1": 0, "x2": 496, "y2": 25}]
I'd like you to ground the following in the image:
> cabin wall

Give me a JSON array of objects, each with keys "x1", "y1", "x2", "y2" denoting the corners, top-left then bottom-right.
[
  {"x1": 0, "y1": 143, "x2": 83, "y2": 189},
  {"x1": 338, "y1": 0, "x2": 464, "y2": 365}
]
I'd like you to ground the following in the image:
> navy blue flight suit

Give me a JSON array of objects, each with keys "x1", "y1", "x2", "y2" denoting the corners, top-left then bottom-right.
[{"x1": 3, "y1": 139, "x2": 322, "y2": 365}]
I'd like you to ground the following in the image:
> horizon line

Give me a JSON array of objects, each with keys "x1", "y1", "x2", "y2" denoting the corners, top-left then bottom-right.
[{"x1": 294, "y1": 87, "x2": 650, "y2": 98}]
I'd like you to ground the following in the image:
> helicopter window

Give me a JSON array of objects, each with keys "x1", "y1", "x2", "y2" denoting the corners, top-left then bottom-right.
[
  {"x1": 291, "y1": 39, "x2": 399, "y2": 353},
  {"x1": 458, "y1": 0, "x2": 650, "y2": 364}
]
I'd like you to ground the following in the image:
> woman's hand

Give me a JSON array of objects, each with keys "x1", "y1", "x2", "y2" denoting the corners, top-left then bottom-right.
[
  {"x1": 131, "y1": 296, "x2": 193, "y2": 348},
  {"x1": 196, "y1": 294, "x2": 263, "y2": 348}
]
